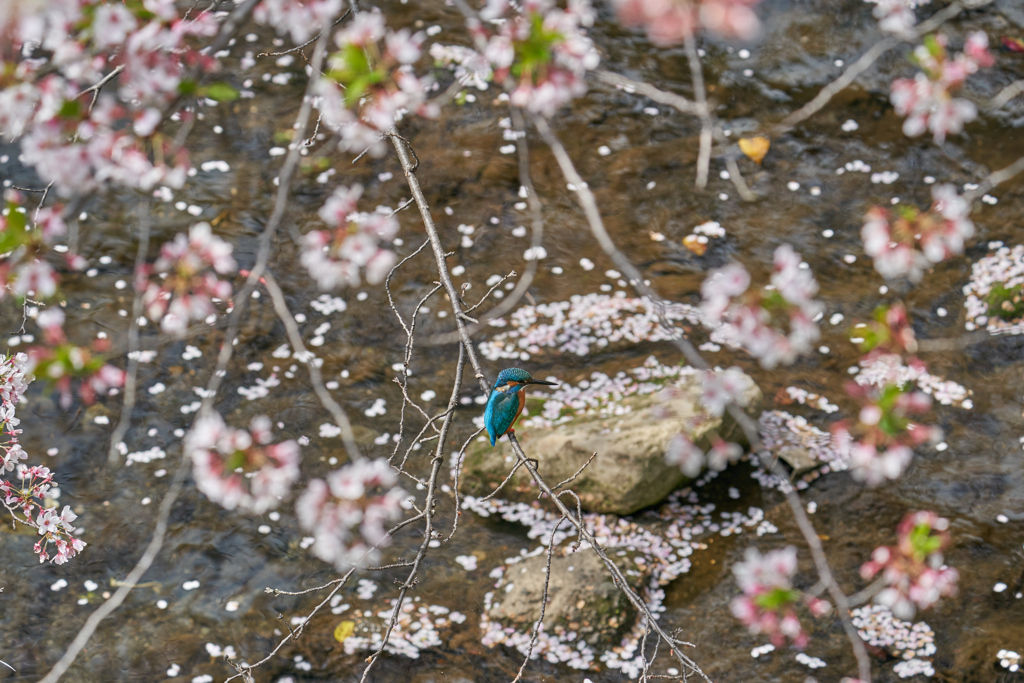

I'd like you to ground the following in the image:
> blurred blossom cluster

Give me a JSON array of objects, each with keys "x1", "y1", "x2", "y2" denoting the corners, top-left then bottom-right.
[
  {"x1": 664, "y1": 432, "x2": 742, "y2": 477},
  {"x1": 315, "y1": 12, "x2": 438, "y2": 157},
  {"x1": 701, "y1": 245, "x2": 823, "y2": 368},
  {"x1": 297, "y1": 458, "x2": 406, "y2": 569},
  {"x1": 302, "y1": 184, "x2": 399, "y2": 289},
  {"x1": 860, "y1": 511, "x2": 958, "y2": 619},
  {"x1": 0, "y1": 189, "x2": 79, "y2": 302},
  {"x1": 254, "y1": 0, "x2": 343, "y2": 43},
  {"x1": 26, "y1": 308, "x2": 125, "y2": 408},
  {"x1": 456, "y1": 0, "x2": 599, "y2": 117},
  {"x1": 186, "y1": 413, "x2": 300, "y2": 514},
  {"x1": 662, "y1": 367, "x2": 754, "y2": 476},
  {"x1": 864, "y1": 0, "x2": 931, "y2": 36},
  {"x1": 140, "y1": 222, "x2": 237, "y2": 336},
  {"x1": 614, "y1": 0, "x2": 761, "y2": 43},
  {"x1": 730, "y1": 546, "x2": 830, "y2": 648},
  {"x1": 862, "y1": 184, "x2": 974, "y2": 281},
  {"x1": 890, "y1": 32, "x2": 993, "y2": 143},
  {"x1": 0, "y1": 0, "x2": 220, "y2": 195},
  {"x1": 850, "y1": 303, "x2": 919, "y2": 357},
  {"x1": 832, "y1": 383, "x2": 940, "y2": 486}
]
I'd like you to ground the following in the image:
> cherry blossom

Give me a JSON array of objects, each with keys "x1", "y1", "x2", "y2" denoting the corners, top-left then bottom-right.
[
  {"x1": 296, "y1": 457, "x2": 406, "y2": 569},
  {"x1": 302, "y1": 184, "x2": 399, "y2": 290},
  {"x1": 141, "y1": 222, "x2": 236, "y2": 337},
  {"x1": 862, "y1": 184, "x2": 974, "y2": 281},
  {"x1": 186, "y1": 413, "x2": 301, "y2": 514},
  {"x1": 851, "y1": 302, "x2": 919, "y2": 356},
  {"x1": 699, "y1": 367, "x2": 756, "y2": 416},
  {"x1": 253, "y1": 0, "x2": 344, "y2": 44},
  {"x1": 864, "y1": 0, "x2": 931, "y2": 36},
  {"x1": 463, "y1": 0, "x2": 599, "y2": 117},
  {"x1": 891, "y1": 32, "x2": 993, "y2": 143},
  {"x1": 832, "y1": 383, "x2": 940, "y2": 486},
  {"x1": 860, "y1": 511, "x2": 958, "y2": 619},
  {"x1": 1, "y1": 462, "x2": 85, "y2": 564},
  {"x1": 664, "y1": 432, "x2": 704, "y2": 477},
  {"x1": 0, "y1": 189, "x2": 74, "y2": 301},
  {"x1": 730, "y1": 546, "x2": 830, "y2": 648},
  {"x1": 614, "y1": 0, "x2": 762, "y2": 43},
  {"x1": 22, "y1": 311, "x2": 125, "y2": 409},
  {"x1": 313, "y1": 11, "x2": 437, "y2": 156},
  {"x1": 701, "y1": 245, "x2": 823, "y2": 368}
]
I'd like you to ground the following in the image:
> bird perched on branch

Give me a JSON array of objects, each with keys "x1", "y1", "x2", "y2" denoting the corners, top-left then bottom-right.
[{"x1": 484, "y1": 368, "x2": 558, "y2": 446}]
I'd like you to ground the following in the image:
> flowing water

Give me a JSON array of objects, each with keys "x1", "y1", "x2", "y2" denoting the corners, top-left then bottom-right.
[{"x1": 2, "y1": 1, "x2": 1024, "y2": 682}]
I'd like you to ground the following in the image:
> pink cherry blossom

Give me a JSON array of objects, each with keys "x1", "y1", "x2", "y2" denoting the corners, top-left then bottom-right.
[
  {"x1": 614, "y1": 0, "x2": 762, "y2": 44},
  {"x1": 701, "y1": 246, "x2": 823, "y2": 368},
  {"x1": 860, "y1": 511, "x2": 958, "y2": 619},
  {"x1": 465, "y1": 0, "x2": 599, "y2": 117},
  {"x1": 891, "y1": 32, "x2": 992, "y2": 143},
  {"x1": 302, "y1": 185, "x2": 399, "y2": 290},
  {"x1": 296, "y1": 458, "x2": 406, "y2": 569},
  {"x1": 861, "y1": 184, "x2": 974, "y2": 281},
  {"x1": 665, "y1": 433, "x2": 704, "y2": 477},
  {"x1": 141, "y1": 222, "x2": 236, "y2": 336},
  {"x1": 730, "y1": 546, "x2": 828, "y2": 648},
  {"x1": 832, "y1": 382, "x2": 940, "y2": 485},
  {"x1": 186, "y1": 413, "x2": 301, "y2": 514}
]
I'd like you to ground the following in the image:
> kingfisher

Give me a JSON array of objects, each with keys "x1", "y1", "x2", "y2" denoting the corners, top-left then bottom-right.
[{"x1": 484, "y1": 368, "x2": 558, "y2": 446}]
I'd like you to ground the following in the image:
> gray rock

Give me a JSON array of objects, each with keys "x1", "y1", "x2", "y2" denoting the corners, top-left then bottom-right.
[
  {"x1": 488, "y1": 549, "x2": 648, "y2": 647},
  {"x1": 460, "y1": 371, "x2": 762, "y2": 515}
]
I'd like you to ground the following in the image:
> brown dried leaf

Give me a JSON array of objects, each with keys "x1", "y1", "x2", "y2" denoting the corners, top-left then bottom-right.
[
  {"x1": 683, "y1": 234, "x2": 707, "y2": 256},
  {"x1": 738, "y1": 136, "x2": 770, "y2": 164}
]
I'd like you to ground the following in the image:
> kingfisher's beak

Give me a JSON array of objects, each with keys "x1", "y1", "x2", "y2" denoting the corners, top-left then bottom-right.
[{"x1": 527, "y1": 379, "x2": 558, "y2": 386}]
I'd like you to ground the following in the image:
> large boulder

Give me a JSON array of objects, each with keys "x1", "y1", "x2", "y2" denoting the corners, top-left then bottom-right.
[{"x1": 460, "y1": 370, "x2": 762, "y2": 514}]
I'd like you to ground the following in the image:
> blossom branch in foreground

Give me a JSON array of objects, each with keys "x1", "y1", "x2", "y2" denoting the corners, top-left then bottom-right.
[
  {"x1": 731, "y1": 546, "x2": 831, "y2": 648},
  {"x1": 36, "y1": 16, "x2": 337, "y2": 683},
  {"x1": 860, "y1": 511, "x2": 958, "y2": 619}
]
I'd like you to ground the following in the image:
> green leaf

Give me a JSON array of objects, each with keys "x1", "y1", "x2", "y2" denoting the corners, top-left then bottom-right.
[{"x1": 203, "y1": 82, "x2": 239, "y2": 102}]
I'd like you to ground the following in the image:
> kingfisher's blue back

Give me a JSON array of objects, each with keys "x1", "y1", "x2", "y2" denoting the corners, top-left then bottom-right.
[{"x1": 484, "y1": 368, "x2": 557, "y2": 446}]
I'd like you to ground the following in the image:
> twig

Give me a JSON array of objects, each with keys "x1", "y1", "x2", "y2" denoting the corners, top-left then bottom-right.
[
  {"x1": 511, "y1": 515, "x2": 567, "y2": 683},
  {"x1": 256, "y1": 8, "x2": 352, "y2": 57},
  {"x1": 107, "y1": 200, "x2": 151, "y2": 465},
  {"x1": 773, "y1": 459, "x2": 872, "y2": 681},
  {"x1": 593, "y1": 70, "x2": 701, "y2": 115},
  {"x1": 533, "y1": 112, "x2": 873, "y2": 680},
  {"x1": 77, "y1": 65, "x2": 125, "y2": 112},
  {"x1": 263, "y1": 270, "x2": 362, "y2": 460},
  {"x1": 963, "y1": 152, "x2": 1024, "y2": 202},
  {"x1": 387, "y1": 129, "x2": 489, "y2": 392},
  {"x1": 550, "y1": 451, "x2": 597, "y2": 492},
  {"x1": 990, "y1": 79, "x2": 1024, "y2": 110},
  {"x1": 36, "y1": 453, "x2": 192, "y2": 683},
  {"x1": 683, "y1": 34, "x2": 713, "y2": 189}
]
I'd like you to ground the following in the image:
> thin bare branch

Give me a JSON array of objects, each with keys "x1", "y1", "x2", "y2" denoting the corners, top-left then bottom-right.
[
  {"x1": 107, "y1": 200, "x2": 151, "y2": 465},
  {"x1": 990, "y1": 79, "x2": 1024, "y2": 110},
  {"x1": 683, "y1": 34, "x2": 713, "y2": 189},
  {"x1": 263, "y1": 270, "x2": 362, "y2": 460}
]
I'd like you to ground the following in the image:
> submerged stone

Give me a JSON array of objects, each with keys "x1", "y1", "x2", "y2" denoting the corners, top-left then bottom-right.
[{"x1": 485, "y1": 549, "x2": 648, "y2": 649}]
